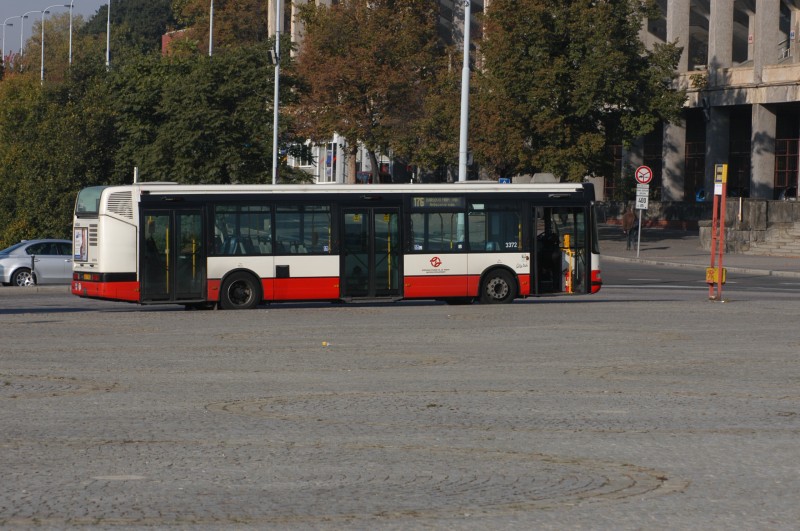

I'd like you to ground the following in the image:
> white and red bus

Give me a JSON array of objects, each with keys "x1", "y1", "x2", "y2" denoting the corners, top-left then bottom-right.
[{"x1": 71, "y1": 182, "x2": 602, "y2": 309}]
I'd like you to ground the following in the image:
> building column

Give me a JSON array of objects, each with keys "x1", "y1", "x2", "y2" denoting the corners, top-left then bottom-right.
[
  {"x1": 707, "y1": 0, "x2": 733, "y2": 84},
  {"x1": 291, "y1": 0, "x2": 307, "y2": 51},
  {"x1": 753, "y1": 0, "x2": 780, "y2": 83},
  {"x1": 751, "y1": 104, "x2": 776, "y2": 199},
  {"x1": 662, "y1": 122, "x2": 686, "y2": 201},
  {"x1": 790, "y1": 8, "x2": 799, "y2": 64},
  {"x1": 704, "y1": 107, "x2": 730, "y2": 197},
  {"x1": 667, "y1": 0, "x2": 691, "y2": 72}
]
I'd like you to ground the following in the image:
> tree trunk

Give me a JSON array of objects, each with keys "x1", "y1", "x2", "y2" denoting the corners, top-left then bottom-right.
[
  {"x1": 347, "y1": 145, "x2": 357, "y2": 184},
  {"x1": 368, "y1": 150, "x2": 380, "y2": 184}
]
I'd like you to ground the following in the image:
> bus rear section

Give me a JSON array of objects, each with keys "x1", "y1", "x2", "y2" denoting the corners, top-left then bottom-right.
[{"x1": 72, "y1": 186, "x2": 141, "y2": 302}]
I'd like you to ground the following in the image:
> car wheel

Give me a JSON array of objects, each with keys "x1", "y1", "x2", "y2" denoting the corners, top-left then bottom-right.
[
  {"x1": 12, "y1": 268, "x2": 35, "y2": 287},
  {"x1": 480, "y1": 269, "x2": 516, "y2": 304}
]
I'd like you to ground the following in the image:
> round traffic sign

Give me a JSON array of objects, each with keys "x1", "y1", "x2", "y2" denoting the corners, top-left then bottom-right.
[{"x1": 635, "y1": 165, "x2": 653, "y2": 184}]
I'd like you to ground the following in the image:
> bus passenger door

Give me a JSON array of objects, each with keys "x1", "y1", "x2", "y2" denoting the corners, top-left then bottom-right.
[
  {"x1": 533, "y1": 207, "x2": 590, "y2": 295},
  {"x1": 341, "y1": 208, "x2": 400, "y2": 299},
  {"x1": 141, "y1": 209, "x2": 206, "y2": 303}
]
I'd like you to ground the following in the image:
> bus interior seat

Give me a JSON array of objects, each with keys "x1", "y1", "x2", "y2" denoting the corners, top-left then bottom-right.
[
  {"x1": 243, "y1": 238, "x2": 258, "y2": 254},
  {"x1": 486, "y1": 241, "x2": 500, "y2": 251}
]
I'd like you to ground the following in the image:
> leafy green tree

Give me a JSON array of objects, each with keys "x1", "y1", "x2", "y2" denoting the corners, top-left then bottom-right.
[
  {"x1": 293, "y1": 0, "x2": 443, "y2": 183},
  {"x1": 18, "y1": 13, "x2": 79, "y2": 84},
  {"x1": 171, "y1": 0, "x2": 267, "y2": 53},
  {"x1": 108, "y1": 42, "x2": 301, "y2": 184},
  {"x1": 398, "y1": 53, "x2": 461, "y2": 180},
  {"x1": 82, "y1": 0, "x2": 176, "y2": 56},
  {"x1": 0, "y1": 74, "x2": 117, "y2": 246},
  {"x1": 473, "y1": 0, "x2": 685, "y2": 181}
]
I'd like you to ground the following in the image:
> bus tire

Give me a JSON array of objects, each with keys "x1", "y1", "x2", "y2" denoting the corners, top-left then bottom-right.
[
  {"x1": 480, "y1": 269, "x2": 515, "y2": 304},
  {"x1": 220, "y1": 272, "x2": 261, "y2": 310}
]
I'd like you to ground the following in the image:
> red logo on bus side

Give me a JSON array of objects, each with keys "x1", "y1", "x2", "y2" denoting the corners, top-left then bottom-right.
[{"x1": 430, "y1": 256, "x2": 442, "y2": 268}]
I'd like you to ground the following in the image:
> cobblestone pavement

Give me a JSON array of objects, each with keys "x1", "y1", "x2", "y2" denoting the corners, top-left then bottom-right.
[{"x1": 1, "y1": 289, "x2": 799, "y2": 529}]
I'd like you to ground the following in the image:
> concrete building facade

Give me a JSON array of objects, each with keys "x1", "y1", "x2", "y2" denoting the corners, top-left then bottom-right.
[{"x1": 636, "y1": 0, "x2": 800, "y2": 202}]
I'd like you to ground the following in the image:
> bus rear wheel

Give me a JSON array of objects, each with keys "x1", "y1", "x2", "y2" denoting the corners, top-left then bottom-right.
[
  {"x1": 480, "y1": 270, "x2": 515, "y2": 304},
  {"x1": 220, "y1": 272, "x2": 261, "y2": 310}
]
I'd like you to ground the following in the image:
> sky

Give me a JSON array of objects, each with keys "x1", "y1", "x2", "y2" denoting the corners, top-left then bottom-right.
[{"x1": 1, "y1": 0, "x2": 105, "y2": 56}]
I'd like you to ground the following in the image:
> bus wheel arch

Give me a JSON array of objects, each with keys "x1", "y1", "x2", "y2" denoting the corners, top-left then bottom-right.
[
  {"x1": 219, "y1": 270, "x2": 262, "y2": 310},
  {"x1": 479, "y1": 267, "x2": 517, "y2": 304}
]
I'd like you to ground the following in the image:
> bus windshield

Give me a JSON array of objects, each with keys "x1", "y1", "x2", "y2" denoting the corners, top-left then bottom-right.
[{"x1": 75, "y1": 186, "x2": 107, "y2": 217}]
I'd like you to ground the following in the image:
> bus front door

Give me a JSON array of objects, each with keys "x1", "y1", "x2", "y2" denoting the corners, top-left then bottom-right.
[
  {"x1": 533, "y1": 207, "x2": 590, "y2": 295},
  {"x1": 140, "y1": 209, "x2": 206, "y2": 303},
  {"x1": 341, "y1": 208, "x2": 400, "y2": 299}
]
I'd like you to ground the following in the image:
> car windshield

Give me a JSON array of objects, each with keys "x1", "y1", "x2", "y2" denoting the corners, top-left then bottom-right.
[{"x1": 0, "y1": 242, "x2": 28, "y2": 255}]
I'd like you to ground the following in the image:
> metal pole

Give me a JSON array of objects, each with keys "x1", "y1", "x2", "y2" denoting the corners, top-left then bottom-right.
[
  {"x1": 3, "y1": 16, "x2": 21, "y2": 67},
  {"x1": 208, "y1": 0, "x2": 213, "y2": 57},
  {"x1": 457, "y1": 0, "x2": 471, "y2": 182},
  {"x1": 271, "y1": 0, "x2": 281, "y2": 185},
  {"x1": 21, "y1": 11, "x2": 43, "y2": 56},
  {"x1": 68, "y1": 1, "x2": 74, "y2": 65},
  {"x1": 105, "y1": 0, "x2": 110, "y2": 69},
  {"x1": 636, "y1": 210, "x2": 642, "y2": 258},
  {"x1": 41, "y1": 6, "x2": 69, "y2": 84},
  {"x1": 41, "y1": 11, "x2": 47, "y2": 83}
]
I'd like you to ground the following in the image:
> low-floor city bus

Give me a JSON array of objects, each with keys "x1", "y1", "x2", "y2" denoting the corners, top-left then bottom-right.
[{"x1": 71, "y1": 182, "x2": 602, "y2": 309}]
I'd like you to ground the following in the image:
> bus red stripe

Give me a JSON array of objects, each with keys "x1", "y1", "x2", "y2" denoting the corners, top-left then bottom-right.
[
  {"x1": 403, "y1": 275, "x2": 470, "y2": 298},
  {"x1": 72, "y1": 281, "x2": 140, "y2": 302},
  {"x1": 273, "y1": 277, "x2": 339, "y2": 300}
]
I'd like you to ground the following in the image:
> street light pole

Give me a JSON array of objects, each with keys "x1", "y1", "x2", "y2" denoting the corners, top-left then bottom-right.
[
  {"x1": 41, "y1": 5, "x2": 70, "y2": 84},
  {"x1": 208, "y1": 0, "x2": 214, "y2": 57},
  {"x1": 20, "y1": 11, "x2": 43, "y2": 56},
  {"x1": 105, "y1": 0, "x2": 111, "y2": 69},
  {"x1": 2, "y1": 16, "x2": 21, "y2": 67},
  {"x1": 69, "y1": 0, "x2": 74, "y2": 65},
  {"x1": 457, "y1": 0, "x2": 471, "y2": 182},
  {"x1": 272, "y1": 0, "x2": 281, "y2": 185}
]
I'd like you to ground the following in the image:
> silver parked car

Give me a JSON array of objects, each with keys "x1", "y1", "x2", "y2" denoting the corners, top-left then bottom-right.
[{"x1": 0, "y1": 239, "x2": 73, "y2": 286}]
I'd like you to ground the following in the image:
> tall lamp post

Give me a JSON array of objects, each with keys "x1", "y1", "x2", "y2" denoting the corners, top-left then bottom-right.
[
  {"x1": 208, "y1": 0, "x2": 214, "y2": 57},
  {"x1": 41, "y1": 5, "x2": 70, "y2": 83},
  {"x1": 272, "y1": 0, "x2": 281, "y2": 185},
  {"x1": 2, "y1": 16, "x2": 21, "y2": 67},
  {"x1": 457, "y1": 0, "x2": 472, "y2": 182},
  {"x1": 69, "y1": 0, "x2": 75, "y2": 65},
  {"x1": 105, "y1": 0, "x2": 111, "y2": 69},
  {"x1": 20, "y1": 11, "x2": 43, "y2": 57}
]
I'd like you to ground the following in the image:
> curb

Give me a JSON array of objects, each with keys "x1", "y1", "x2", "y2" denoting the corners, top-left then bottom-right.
[
  {"x1": 0, "y1": 285, "x2": 71, "y2": 296},
  {"x1": 601, "y1": 254, "x2": 800, "y2": 278}
]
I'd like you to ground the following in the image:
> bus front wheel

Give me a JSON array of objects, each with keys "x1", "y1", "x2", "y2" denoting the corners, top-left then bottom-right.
[
  {"x1": 480, "y1": 270, "x2": 516, "y2": 304},
  {"x1": 220, "y1": 272, "x2": 261, "y2": 310}
]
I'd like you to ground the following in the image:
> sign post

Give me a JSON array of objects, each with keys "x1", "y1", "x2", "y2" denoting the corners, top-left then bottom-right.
[
  {"x1": 634, "y1": 166, "x2": 652, "y2": 257},
  {"x1": 707, "y1": 164, "x2": 728, "y2": 301}
]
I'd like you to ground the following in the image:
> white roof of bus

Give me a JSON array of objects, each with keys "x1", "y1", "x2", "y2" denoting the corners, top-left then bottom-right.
[{"x1": 104, "y1": 182, "x2": 590, "y2": 195}]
